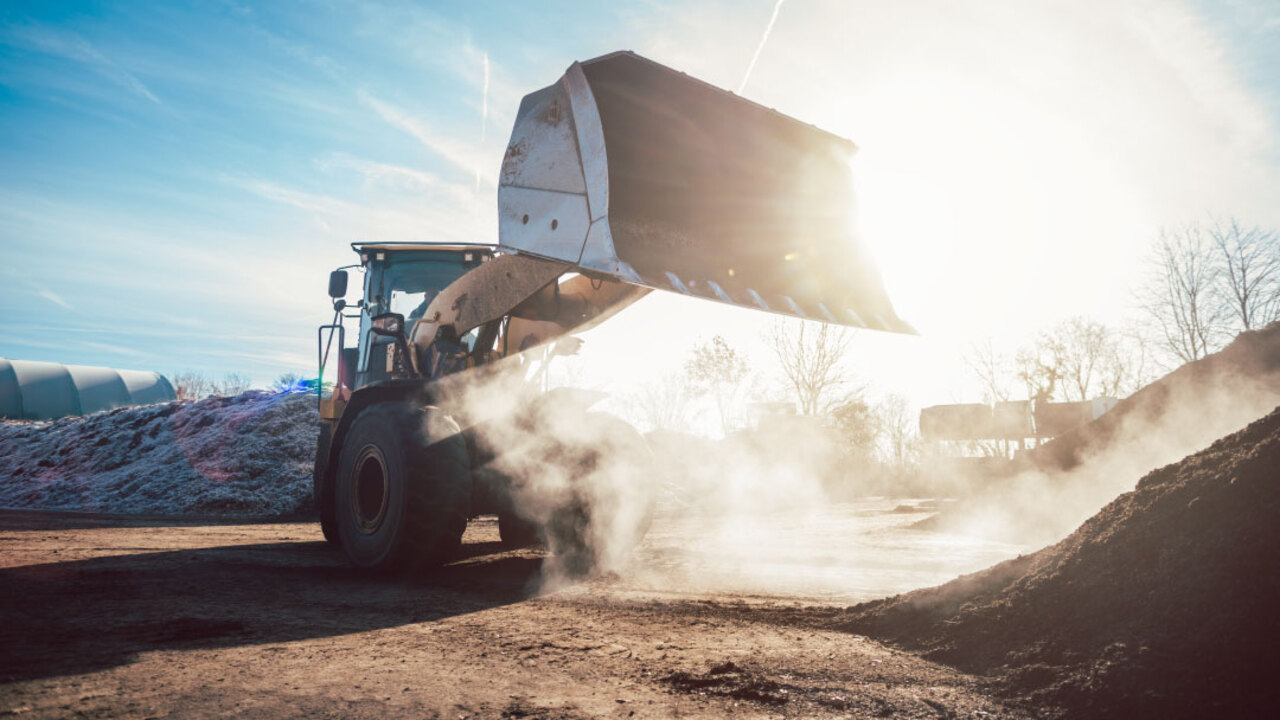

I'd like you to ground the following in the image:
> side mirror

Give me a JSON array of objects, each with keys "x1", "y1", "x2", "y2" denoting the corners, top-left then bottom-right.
[
  {"x1": 328, "y1": 270, "x2": 348, "y2": 299},
  {"x1": 369, "y1": 312, "x2": 406, "y2": 338}
]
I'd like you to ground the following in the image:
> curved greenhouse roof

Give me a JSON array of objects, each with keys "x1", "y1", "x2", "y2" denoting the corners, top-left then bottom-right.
[{"x1": 0, "y1": 359, "x2": 176, "y2": 420}]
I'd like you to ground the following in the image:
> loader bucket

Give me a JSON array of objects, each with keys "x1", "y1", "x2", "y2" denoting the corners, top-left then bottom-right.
[{"x1": 497, "y1": 51, "x2": 913, "y2": 333}]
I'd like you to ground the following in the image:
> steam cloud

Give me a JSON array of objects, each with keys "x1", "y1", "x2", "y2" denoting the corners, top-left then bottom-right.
[
  {"x1": 452, "y1": 326, "x2": 1280, "y2": 601},
  {"x1": 452, "y1": 362, "x2": 1022, "y2": 600},
  {"x1": 919, "y1": 323, "x2": 1280, "y2": 547}
]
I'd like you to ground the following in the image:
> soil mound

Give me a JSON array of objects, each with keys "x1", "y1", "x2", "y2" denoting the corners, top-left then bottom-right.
[
  {"x1": 919, "y1": 323, "x2": 1280, "y2": 544},
  {"x1": 1027, "y1": 322, "x2": 1280, "y2": 473},
  {"x1": 838, "y1": 406, "x2": 1280, "y2": 718},
  {"x1": 0, "y1": 390, "x2": 318, "y2": 517}
]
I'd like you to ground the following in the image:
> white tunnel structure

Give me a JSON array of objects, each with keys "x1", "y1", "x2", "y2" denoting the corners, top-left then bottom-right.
[{"x1": 0, "y1": 359, "x2": 176, "y2": 421}]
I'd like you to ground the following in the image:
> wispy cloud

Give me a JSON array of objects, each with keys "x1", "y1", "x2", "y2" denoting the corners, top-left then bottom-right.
[
  {"x1": 477, "y1": 51, "x2": 491, "y2": 192},
  {"x1": 0, "y1": 322, "x2": 306, "y2": 345},
  {"x1": 80, "y1": 340, "x2": 148, "y2": 359},
  {"x1": 31, "y1": 284, "x2": 74, "y2": 311},
  {"x1": 234, "y1": 178, "x2": 361, "y2": 217},
  {"x1": 481, "y1": 52, "x2": 491, "y2": 143},
  {"x1": 228, "y1": 174, "x2": 488, "y2": 245},
  {"x1": 7, "y1": 23, "x2": 163, "y2": 106},
  {"x1": 222, "y1": 5, "x2": 349, "y2": 84},
  {"x1": 319, "y1": 153, "x2": 475, "y2": 205},
  {"x1": 738, "y1": 0, "x2": 787, "y2": 94},
  {"x1": 350, "y1": 5, "x2": 521, "y2": 131},
  {"x1": 359, "y1": 92, "x2": 496, "y2": 185}
]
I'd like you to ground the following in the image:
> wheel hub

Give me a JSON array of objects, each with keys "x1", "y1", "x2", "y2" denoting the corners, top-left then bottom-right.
[{"x1": 351, "y1": 445, "x2": 390, "y2": 534}]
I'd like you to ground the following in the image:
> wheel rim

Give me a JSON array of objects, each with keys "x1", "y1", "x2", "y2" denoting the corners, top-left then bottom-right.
[{"x1": 351, "y1": 445, "x2": 390, "y2": 535}]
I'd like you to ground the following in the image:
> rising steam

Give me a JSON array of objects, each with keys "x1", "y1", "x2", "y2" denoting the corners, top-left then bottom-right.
[
  {"x1": 446, "y1": 325, "x2": 1280, "y2": 603},
  {"x1": 920, "y1": 325, "x2": 1280, "y2": 547}
]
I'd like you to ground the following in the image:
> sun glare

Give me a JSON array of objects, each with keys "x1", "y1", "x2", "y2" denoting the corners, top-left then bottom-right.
[{"x1": 846, "y1": 73, "x2": 1148, "y2": 345}]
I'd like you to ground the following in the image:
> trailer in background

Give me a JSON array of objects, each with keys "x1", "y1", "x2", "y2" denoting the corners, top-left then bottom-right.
[{"x1": 920, "y1": 397, "x2": 1119, "y2": 448}]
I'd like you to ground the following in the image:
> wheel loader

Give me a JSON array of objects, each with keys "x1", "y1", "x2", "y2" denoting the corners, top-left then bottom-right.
[{"x1": 312, "y1": 51, "x2": 912, "y2": 572}]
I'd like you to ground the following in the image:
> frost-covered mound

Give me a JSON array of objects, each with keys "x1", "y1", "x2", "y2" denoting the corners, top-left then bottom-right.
[
  {"x1": 839, "y1": 406, "x2": 1280, "y2": 719},
  {"x1": 0, "y1": 391, "x2": 319, "y2": 517}
]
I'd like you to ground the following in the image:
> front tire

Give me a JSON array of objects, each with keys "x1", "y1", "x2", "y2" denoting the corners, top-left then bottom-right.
[{"x1": 334, "y1": 403, "x2": 470, "y2": 571}]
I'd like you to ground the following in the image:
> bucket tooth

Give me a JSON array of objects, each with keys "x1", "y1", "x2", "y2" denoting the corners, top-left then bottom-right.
[
  {"x1": 817, "y1": 303, "x2": 838, "y2": 323},
  {"x1": 747, "y1": 289, "x2": 771, "y2": 311},
  {"x1": 706, "y1": 280, "x2": 734, "y2": 304},
  {"x1": 665, "y1": 271, "x2": 692, "y2": 295},
  {"x1": 781, "y1": 295, "x2": 807, "y2": 319}
]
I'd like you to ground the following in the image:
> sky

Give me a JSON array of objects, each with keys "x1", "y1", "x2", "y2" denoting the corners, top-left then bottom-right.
[{"x1": 1, "y1": 0, "x2": 1278, "y2": 418}]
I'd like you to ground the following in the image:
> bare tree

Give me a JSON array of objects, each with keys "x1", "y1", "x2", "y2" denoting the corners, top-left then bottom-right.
[
  {"x1": 874, "y1": 393, "x2": 919, "y2": 471},
  {"x1": 685, "y1": 335, "x2": 749, "y2": 434},
  {"x1": 1016, "y1": 318, "x2": 1153, "y2": 403},
  {"x1": 830, "y1": 397, "x2": 879, "y2": 460},
  {"x1": 631, "y1": 372, "x2": 691, "y2": 433},
  {"x1": 1141, "y1": 224, "x2": 1225, "y2": 364},
  {"x1": 766, "y1": 319, "x2": 854, "y2": 416},
  {"x1": 215, "y1": 373, "x2": 253, "y2": 396},
  {"x1": 1056, "y1": 318, "x2": 1109, "y2": 401},
  {"x1": 170, "y1": 372, "x2": 210, "y2": 401},
  {"x1": 965, "y1": 338, "x2": 1012, "y2": 403},
  {"x1": 1208, "y1": 217, "x2": 1280, "y2": 331},
  {"x1": 273, "y1": 373, "x2": 304, "y2": 392},
  {"x1": 1098, "y1": 325, "x2": 1154, "y2": 398},
  {"x1": 1015, "y1": 333, "x2": 1065, "y2": 404},
  {"x1": 172, "y1": 371, "x2": 255, "y2": 400}
]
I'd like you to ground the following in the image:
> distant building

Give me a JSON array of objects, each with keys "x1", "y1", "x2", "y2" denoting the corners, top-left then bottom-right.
[{"x1": 0, "y1": 359, "x2": 176, "y2": 420}]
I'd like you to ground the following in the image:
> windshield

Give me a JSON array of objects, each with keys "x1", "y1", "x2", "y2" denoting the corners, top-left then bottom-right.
[
  {"x1": 392, "y1": 287, "x2": 438, "y2": 323},
  {"x1": 375, "y1": 258, "x2": 477, "y2": 349},
  {"x1": 374, "y1": 261, "x2": 454, "y2": 320}
]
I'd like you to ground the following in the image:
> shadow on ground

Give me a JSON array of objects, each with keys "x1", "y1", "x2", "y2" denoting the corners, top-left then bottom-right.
[
  {"x1": 0, "y1": 509, "x2": 315, "y2": 531},
  {"x1": 0, "y1": 532, "x2": 546, "y2": 682}
]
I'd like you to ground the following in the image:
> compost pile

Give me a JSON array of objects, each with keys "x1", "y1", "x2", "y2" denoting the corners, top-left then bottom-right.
[
  {"x1": 838, "y1": 405, "x2": 1280, "y2": 718},
  {"x1": 920, "y1": 322, "x2": 1280, "y2": 544},
  {"x1": 1026, "y1": 322, "x2": 1280, "y2": 474},
  {"x1": 0, "y1": 390, "x2": 318, "y2": 517}
]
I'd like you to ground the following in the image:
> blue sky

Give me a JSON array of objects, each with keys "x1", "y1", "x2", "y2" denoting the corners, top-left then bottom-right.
[
  {"x1": 0, "y1": 1, "x2": 634, "y2": 382},
  {"x1": 2, "y1": 0, "x2": 1278, "y2": 401}
]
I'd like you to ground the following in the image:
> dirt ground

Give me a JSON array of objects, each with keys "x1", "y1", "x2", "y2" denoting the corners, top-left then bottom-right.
[{"x1": 0, "y1": 511, "x2": 1030, "y2": 719}]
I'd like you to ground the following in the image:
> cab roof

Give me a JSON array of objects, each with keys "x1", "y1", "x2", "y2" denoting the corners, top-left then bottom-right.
[{"x1": 351, "y1": 242, "x2": 496, "y2": 254}]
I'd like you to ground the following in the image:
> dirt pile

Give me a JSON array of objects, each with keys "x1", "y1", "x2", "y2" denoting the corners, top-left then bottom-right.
[
  {"x1": 921, "y1": 322, "x2": 1280, "y2": 544},
  {"x1": 838, "y1": 405, "x2": 1280, "y2": 718},
  {"x1": 1027, "y1": 322, "x2": 1280, "y2": 473},
  {"x1": 0, "y1": 390, "x2": 318, "y2": 517}
]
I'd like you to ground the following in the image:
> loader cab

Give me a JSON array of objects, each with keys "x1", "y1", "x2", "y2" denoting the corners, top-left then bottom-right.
[{"x1": 350, "y1": 243, "x2": 493, "y2": 389}]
